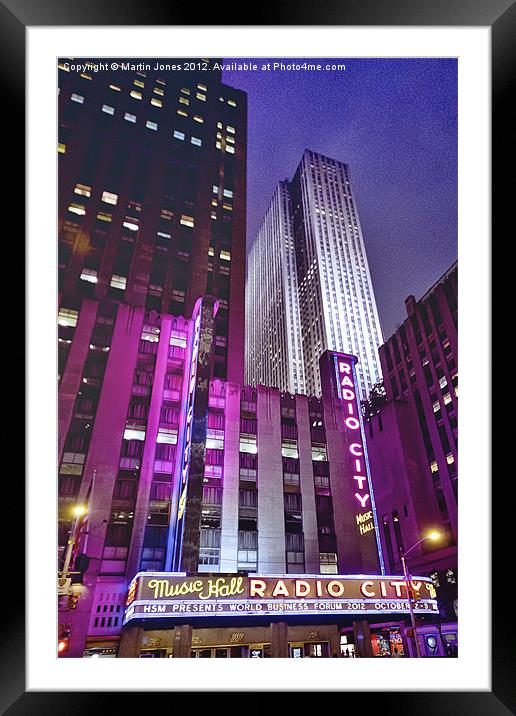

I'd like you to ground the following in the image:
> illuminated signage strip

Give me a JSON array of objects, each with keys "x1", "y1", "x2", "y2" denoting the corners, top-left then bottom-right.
[
  {"x1": 333, "y1": 353, "x2": 385, "y2": 574},
  {"x1": 170, "y1": 299, "x2": 203, "y2": 570},
  {"x1": 124, "y1": 573, "x2": 438, "y2": 624},
  {"x1": 124, "y1": 598, "x2": 438, "y2": 624}
]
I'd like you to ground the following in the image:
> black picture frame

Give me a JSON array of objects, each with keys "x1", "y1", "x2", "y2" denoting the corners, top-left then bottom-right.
[{"x1": 8, "y1": 0, "x2": 510, "y2": 711}]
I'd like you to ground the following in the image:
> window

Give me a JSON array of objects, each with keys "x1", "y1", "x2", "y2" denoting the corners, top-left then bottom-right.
[
  {"x1": 110, "y1": 275, "x2": 127, "y2": 291},
  {"x1": 146, "y1": 120, "x2": 158, "y2": 131},
  {"x1": 180, "y1": 215, "x2": 194, "y2": 228},
  {"x1": 74, "y1": 183, "x2": 91, "y2": 197},
  {"x1": 173, "y1": 130, "x2": 185, "y2": 140},
  {"x1": 68, "y1": 203, "x2": 86, "y2": 216},
  {"x1": 130, "y1": 90, "x2": 143, "y2": 100},
  {"x1": 311, "y1": 444, "x2": 328, "y2": 461},
  {"x1": 281, "y1": 440, "x2": 298, "y2": 459},
  {"x1": 102, "y1": 104, "x2": 115, "y2": 115},
  {"x1": 102, "y1": 191, "x2": 118, "y2": 205},
  {"x1": 80, "y1": 268, "x2": 98, "y2": 283},
  {"x1": 58, "y1": 308, "x2": 78, "y2": 328},
  {"x1": 71, "y1": 93, "x2": 84, "y2": 104},
  {"x1": 191, "y1": 136, "x2": 202, "y2": 147},
  {"x1": 206, "y1": 429, "x2": 224, "y2": 450},
  {"x1": 319, "y1": 553, "x2": 338, "y2": 574},
  {"x1": 124, "y1": 112, "x2": 137, "y2": 123},
  {"x1": 239, "y1": 434, "x2": 257, "y2": 454},
  {"x1": 151, "y1": 98, "x2": 162, "y2": 108}
]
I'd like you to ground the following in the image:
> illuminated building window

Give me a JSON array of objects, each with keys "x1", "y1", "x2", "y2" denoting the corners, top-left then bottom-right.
[
  {"x1": 211, "y1": 212, "x2": 217, "y2": 220},
  {"x1": 110, "y1": 275, "x2": 127, "y2": 290},
  {"x1": 80, "y1": 268, "x2": 98, "y2": 284},
  {"x1": 157, "y1": 428, "x2": 178, "y2": 444},
  {"x1": 153, "y1": 87, "x2": 164, "y2": 96},
  {"x1": 439, "y1": 376, "x2": 448, "y2": 389},
  {"x1": 58, "y1": 62, "x2": 70, "y2": 71},
  {"x1": 179, "y1": 97, "x2": 189, "y2": 106},
  {"x1": 156, "y1": 78, "x2": 166, "y2": 85},
  {"x1": 68, "y1": 203, "x2": 86, "y2": 216},
  {"x1": 58, "y1": 143, "x2": 66, "y2": 154},
  {"x1": 151, "y1": 98, "x2": 162, "y2": 108},
  {"x1": 124, "y1": 112, "x2": 137, "y2": 123},
  {"x1": 141, "y1": 325, "x2": 160, "y2": 342},
  {"x1": 146, "y1": 120, "x2": 158, "y2": 131},
  {"x1": 133, "y1": 79, "x2": 145, "y2": 88},
  {"x1": 157, "y1": 231, "x2": 171, "y2": 239},
  {"x1": 432, "y1": 401, "x2": 441, "y2": 413},
  {"x1": 443, "y1": 392, "x2": 452, "y2": 405},
  {"x1": 319, "y1": 553, "x2": 338, "y2": 574},
  {"x1": 193, "y1": 115, "x2": 204, "y2": 123},
  {"x1": 160, "y1": 209, "x2": 173, "y2": 221},
  {"x1": 311, "y1": 444, "x2": 327, "y2": 461},
  {"x1": 109, "y1": 84, "x2": 121, "y2": 91},
  {"x1": 196, "y1": 92, "x2": 206, "y2": 101},
  {"x1": 226, "y1": 135, "x2": 235, "y2": 145},
  {"x1": 204, "y1": 464, "x2": 223, "y2": 479},
  {"x1": 197, "y1": 84, "x2": 207, "y2": 91},
  {"x1": 226, "y1": 145, "x2": 235, "y2": 154},
  {"x1": 430, "y1": 461, "x2": 438, "y2": 473},
  {"x1": 239, "y1": 434, "x2": 257, "y2": 454},
  {"x1": 228, "y1": 98, "x2": 237, "y2": 107},
  {"x1": 226, "y1": 125, "x2": 235, "y2": 134},
  {"x1": 101, "y1": 191, "x2": 118, "y2": 205},
  {"x1": 58, "y1": 307, "x2": 79, "y2": 328},
  {"x1": 446, "y1": 454, "x2": 454, "y2": 465},
  {"x1": 206, "y1": 429, "x2": 224, "y2": 450},
  {"x1": 102, "y1": 104, "x2": 115, "y2": 115},
  {"x1": 130, "y1": 90, "x2": 143, "y2": 100},
  {"x1": 170, "y1": 329, "x2": 187, "y2": 348},
  {"x1": 180, "y1": 87, "x2": 190, "y2": 95},
  {"x1": 215, "y1": 141, "x2": 222, "y2": 150},
  {"x1": 208, "y1": 246, "x2": 215, "y2": 256},
  {"x1": 191, "y1": 136, "x2": 202, "y2": 147},
  {"x1": 223, "y1": 189, "x2": 233, "y2": 198},
  {"x1": 171, "y1": 289, "x2": 185, "y2": 303},
  {"x1": 123, "y1": 218, "x2": 139, "y2": 231},
  {"x1": 71, "y1": 93, "x2": 84, "y2": 104},
  {"x1": 282, "y1": 440, "x2": 298, "y2": 459},
  {"x1": 97, "y1": 211, "x2": 112, "y2": 222},
  {"x1": 180, "y1": 215, "x2": 194, "y2": 228},
  {"x1": 177, "y1": 109, "x2": 188, "y2": 117},
  {"x1": 124, "y1": 427, "x2": 146, "y2": 441},
  {"x1": 173, "y1": 130, "x2": 185, "y2": 140},
  {"x1": 220, "y1": 250, "x2": 231, "y2": 261},
  {"x1": 74, "y1": 183, "x2": 91, "y2": 198},
  {"x1": 283, "y1": 472, "x2": 300, "y2": 486}
]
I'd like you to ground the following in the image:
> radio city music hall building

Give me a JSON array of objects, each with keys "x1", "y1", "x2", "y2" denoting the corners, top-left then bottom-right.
[{"x1": 57, "y1": 58, "x2": 439, "y2": 659}]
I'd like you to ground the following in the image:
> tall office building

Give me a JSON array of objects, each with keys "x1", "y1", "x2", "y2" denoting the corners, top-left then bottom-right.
[
  {"x1": 246, "y1": 181, "x2": 305, "y2": 393},
  {"x1": 57, "y1": 58, "x2": 247, "y2": 655},
  {"x1": 246, "y1": 150, "x2": 384, "y2": 399}
]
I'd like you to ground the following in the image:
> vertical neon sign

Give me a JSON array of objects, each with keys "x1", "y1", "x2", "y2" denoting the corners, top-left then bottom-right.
[
  {"x1": 170, "y1": 299, "x2": 202, "y2": 571},
  {"x1": 333, "y1": 353, "x2": 386, "y2": 575}
]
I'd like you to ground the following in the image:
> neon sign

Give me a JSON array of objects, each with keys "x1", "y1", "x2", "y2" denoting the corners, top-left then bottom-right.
[
  {"x1": 123, "y1": 572, "x2": 438, "y2": 624},
  {"x1": 332, "y1": 352, "x2": 385, "y2": 574},
  {"x1": 171, "y1": 300, "x2": 202, "y2": 569}
]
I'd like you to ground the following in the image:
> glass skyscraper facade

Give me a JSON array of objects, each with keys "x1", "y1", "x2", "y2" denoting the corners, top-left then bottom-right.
[{"x1": 246, "y1": 150, "x2": 384, "y2": 399}]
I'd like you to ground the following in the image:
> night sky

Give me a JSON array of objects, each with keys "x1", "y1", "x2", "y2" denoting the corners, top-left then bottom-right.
[{"x1": 222, "y1": 58, "x2": 457, "y2": 339}]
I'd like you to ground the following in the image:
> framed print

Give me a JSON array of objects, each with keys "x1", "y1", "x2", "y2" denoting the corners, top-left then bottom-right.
[{"x1": 6, "y1": 0, "x2": 512, "y2": 710}]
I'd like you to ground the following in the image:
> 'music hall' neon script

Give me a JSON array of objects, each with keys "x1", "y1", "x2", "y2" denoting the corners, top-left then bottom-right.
[{"x1": 334, "y1": 354, "x2": 385, "y2": 574}]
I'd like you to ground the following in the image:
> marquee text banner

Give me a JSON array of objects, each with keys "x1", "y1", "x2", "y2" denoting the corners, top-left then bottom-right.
[{"x1": 124, "y1": 573, "x2": 438, "y2": 623}]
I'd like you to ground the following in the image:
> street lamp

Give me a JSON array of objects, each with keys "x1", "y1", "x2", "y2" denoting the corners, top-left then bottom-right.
[
  {"x1": 61, "y1": 505, "x2": 87, "y2": 580},
  {"x1": 400, "y1": 531, "x2": 441, "y2": 658}
]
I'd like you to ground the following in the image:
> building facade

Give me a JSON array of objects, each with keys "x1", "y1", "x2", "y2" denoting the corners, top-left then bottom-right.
[
  {"x1": 245, "y1": 150, "x2": 384, "y2": 399},
  {"x1": 364, "y1": 262, "x2": 458, "y2": 632},
  {"x1": 57, "y1": 58, "x2": 248, "y2": 656},
  {"x1": 245, "y1": 181, "x2": 306, "y2": 394}
]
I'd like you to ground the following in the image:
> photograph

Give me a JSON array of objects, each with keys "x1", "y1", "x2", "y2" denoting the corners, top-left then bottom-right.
[{"x1": 56, "y1": 55, "x2": 459, "y2": 661}]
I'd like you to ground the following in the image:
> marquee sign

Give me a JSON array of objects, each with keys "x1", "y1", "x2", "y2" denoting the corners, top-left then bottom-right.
[{"x1": 123, "y1": 573, "x2": 438, "y2": 624}]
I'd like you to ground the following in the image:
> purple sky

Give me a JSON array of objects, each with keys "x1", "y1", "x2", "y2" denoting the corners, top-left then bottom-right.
[{"x1": 222, "y1": 58, "x2": 457, "y2": 339}]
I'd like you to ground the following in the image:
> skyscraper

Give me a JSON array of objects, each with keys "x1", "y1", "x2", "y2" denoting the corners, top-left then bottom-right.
[
  {"x1": 245, "y1": 181, "x2": 305, "y2": 394},
  {"x1": 246, "y1": 149, "x2": 384, "y2": 399},
  {"x1": 57, "y1": 58, "x2": 248, "y2": 655}
]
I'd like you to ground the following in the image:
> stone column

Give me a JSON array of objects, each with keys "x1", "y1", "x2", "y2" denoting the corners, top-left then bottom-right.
[
  {"x1": 172, "y1": 624, "x2": 193, "y2": 658},
  {"x1": 118, "y1": 626, "x2": 143, "y2": 658},
  {"x1": 353, "y1": 620, "x2": 373, "y2": 658},
  {"x1": 270, "y1": 621, "x2": 288, "y2": 658}
]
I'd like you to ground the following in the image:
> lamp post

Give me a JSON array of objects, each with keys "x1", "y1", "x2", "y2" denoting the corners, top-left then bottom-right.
[
  {"x1": 400, "y1": 532, "x2": 441, "y2": 658},
  {"x1": 61, "y1": 505, "x2": 87, "y2": 580}
]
